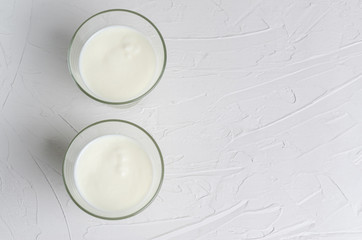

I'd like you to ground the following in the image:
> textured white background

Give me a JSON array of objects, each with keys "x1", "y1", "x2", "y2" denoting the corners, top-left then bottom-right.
[{"x1": 1, "y1": 0, "x2": 362, "y2": 239}]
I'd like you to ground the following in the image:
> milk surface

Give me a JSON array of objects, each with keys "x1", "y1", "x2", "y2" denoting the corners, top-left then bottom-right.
[
  {"x1": 74, "y1": 135, "x2": 153, "y2": 212},
  {"x1": 79, "y1": 26, "x2": 157, "y2": 102}
]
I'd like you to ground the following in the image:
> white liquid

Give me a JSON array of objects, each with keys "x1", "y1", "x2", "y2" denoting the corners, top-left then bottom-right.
[
  {"x1": 79, "y1": 26, "x2": 157, "y2": 102},
  {"x1": 74, "y1": 135, "x2": 153, "y2": 212}
]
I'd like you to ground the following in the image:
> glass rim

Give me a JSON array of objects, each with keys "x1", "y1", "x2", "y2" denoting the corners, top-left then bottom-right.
[
  {"x1": 62, "y1": 119, "x2": 164, "y2": 220},
  {"x1": 67, "y1": 9, "x2": 167, "y2": 105}
]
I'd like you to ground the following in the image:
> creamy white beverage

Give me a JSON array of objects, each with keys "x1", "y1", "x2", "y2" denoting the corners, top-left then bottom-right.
[
  {"x1": 79, "y1": 26, "x2": 157, "y2": 102},
  {"x1": 74, "y1": 135, "x2": 153, "y2": 212}
]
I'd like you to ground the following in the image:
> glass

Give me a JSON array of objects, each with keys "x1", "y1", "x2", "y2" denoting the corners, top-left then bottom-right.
[
  {"x1": 63, "y1": 120, "x2": 164, "y2": 219},
  {"x1": 68, "y1": 9, "x2": 167, "y2": 104}
]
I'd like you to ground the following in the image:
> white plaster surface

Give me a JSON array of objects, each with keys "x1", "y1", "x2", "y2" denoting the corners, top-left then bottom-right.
[{"x1": 1, "y1": 0, "x2": 362, "y2": 239}]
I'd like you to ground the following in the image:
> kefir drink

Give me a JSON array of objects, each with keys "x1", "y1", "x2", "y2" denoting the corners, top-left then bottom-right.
[
  {"x1": 79, "y1": 26, "x2": 157, "y2": 102},
  {"x1": 74, "y1": 135, "x2": 153, "y2": 212}
]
